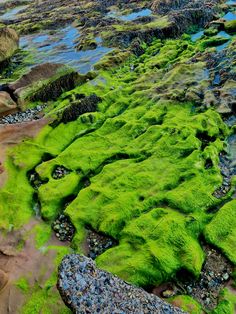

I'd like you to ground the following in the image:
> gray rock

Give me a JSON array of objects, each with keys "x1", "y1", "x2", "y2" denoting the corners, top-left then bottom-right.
[{"x1": 57, "y1": 254, "x2": 187, "y2": 314}]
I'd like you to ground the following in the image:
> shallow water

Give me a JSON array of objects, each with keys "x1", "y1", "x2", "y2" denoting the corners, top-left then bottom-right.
[
  {"x1": 217, "y1": 30, "x2": 232, "y2": 39},
  {"x1": 191, "y1": 30, "x2": 204, "y2": 42},
  {"x1": 226, "y1": 0, "x2": 236, "y2": 4},
  {"x1": 223, "y1": 11, "x2": 236, "y2": 20},
  {"x1": 20, "y1": 26, "x2": 112, "y2": 74},
  {"x1": 0, "y1": 5, "x2": 28, "y2": 20},
  {"x1": 107, "y1": 8, "x2": 152, "y2": 21},
  {"x1": 216, "y1": 41, "x2": 230, "y2": 52}
]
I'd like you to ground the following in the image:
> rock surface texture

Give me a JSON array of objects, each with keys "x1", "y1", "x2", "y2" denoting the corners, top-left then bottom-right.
[
  {"x1": 8, "y1": 63, "x2": 79, "y2": 107},
  {"x1": 0, "y1": 91, "x2": 17, "y2": 114},
  {"x1": 58, "y1": 254, "x2": 187, "y2": 314},
  {"x1": 0, "y1": 27, "x2": 19, "y2": 66}
]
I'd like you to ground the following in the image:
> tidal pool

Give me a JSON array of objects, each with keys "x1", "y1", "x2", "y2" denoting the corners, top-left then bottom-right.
[
  {"x1": 191, "y1": 30, "x2": 204, "y2": 42},
  {"x1": 20, "y1": 26, "x2": 112, "y2": 74},
  {"x1": 0, "y1": 5, "x2": 28, "y2": 20},
  {"x1": 223, "y1": 11, "x2": 236, "y2": 20},
  {"x1": 107, "y1": 8, "x2": 152, "y2": 21}
]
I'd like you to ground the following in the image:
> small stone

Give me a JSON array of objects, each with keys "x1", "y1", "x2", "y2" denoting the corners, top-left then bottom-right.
[
  {"x1": 162, "y1": 289, "x2": 175, "y2": 298},
  {"x1": 222, "y1": 273, "x2": 229, "y2": 281}
]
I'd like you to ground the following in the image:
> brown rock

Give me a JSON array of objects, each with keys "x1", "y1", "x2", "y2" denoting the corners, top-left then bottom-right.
[
  {"x1": 0, "y1": 27, "x2": 19, "y2": 66},
  {"x1": 0, "y1": 270, "x2": 8, "y2": 292},
  {"x1": 0, "y1": 91, "x2": 17, "y2": 115},
  {"x1": 8, "y1": 63, "x2": 80, "y2": 108}
]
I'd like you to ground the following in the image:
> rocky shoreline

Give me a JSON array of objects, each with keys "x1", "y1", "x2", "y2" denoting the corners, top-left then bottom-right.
[{"x1": 0, "y1": 0, "x2": 236, "y2": 313}]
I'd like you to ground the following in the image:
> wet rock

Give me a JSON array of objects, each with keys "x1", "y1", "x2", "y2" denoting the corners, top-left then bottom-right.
[
  {"x1": 0, "y1": 27, "x2": 19, "y2": 67},
  {"x1": 0, "y1": 91, "x2": 17, "y2": 115},
  {"x1": 57, "y1": 254, "x2": 186, "y2": 314},
  {"x1": 213, "y1": 149, "x2": 234, "y2": 199},
  {"x1": 7, "y1": 63, "x2": 79, "y2": 108}
]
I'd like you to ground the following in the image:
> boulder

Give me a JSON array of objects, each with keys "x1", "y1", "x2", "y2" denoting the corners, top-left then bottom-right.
[
  {"x1": 8, "y1": 63, "x2": 80, "y2": 108},
  {"x1": 0, "y1": 91, "x2": 17, "y2": 115},
  {"x1": 57, "y1": 254, "x2": 186, "y2": 314},
  {"x1": 0, "y1": 27, "x2": 19, "y2": 67}
]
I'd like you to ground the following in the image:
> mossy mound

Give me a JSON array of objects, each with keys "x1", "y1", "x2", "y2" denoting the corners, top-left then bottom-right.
[
  {"x1": 210, "y1": 289, "x2": 236, "y2": 314},
  {"x1": 204, "y1": 200, "x2": 236, "y2": 264},
  {"x1": 168, "y1": 295, "x2": 203, "y2": 314}
]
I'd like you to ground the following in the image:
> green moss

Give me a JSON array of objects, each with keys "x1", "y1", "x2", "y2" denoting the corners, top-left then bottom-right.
[
  {"x1": 204, "y1": 27, "x2": 219, "y2": 37},
  {"x1": 199, "y1": 36, "x2": 229, "y2": 50},
  {"x1": 32, "y1": 223, "x2": 52, "y2": 248},
  {"x1": 204, "y1": 200, "x2": 236, "y2": 264},
  {"x1": 224, "y1": 20, "x2": 236, "y2": 33},
  {"x1": 96, "y1": 209, "x2": 205, "y2": 286},
  {"x1": 168, "y1": 295, "x2": 203, "y2": 314},
  {"x1": 210, "y1": 289, "x2": 236, "y2": 314},
  {"x1": 15, "y1": 277, "x2": 30, "y2": 294}
]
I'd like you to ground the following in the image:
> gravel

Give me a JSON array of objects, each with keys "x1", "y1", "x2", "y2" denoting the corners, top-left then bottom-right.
[
  {"x1": 172, "y1": 244, "x2": 233, "y2": 311},
  {"x1": 86, "y1": 230, "x2": 117, "y2": 259},
  {"x1": 57, "y1": 254, "x2": 187, "y2": 314},
  {"x1": 0, "y1": 104, "x2": 45, "y2": 124},
  {"x1": 52, "y1": 166, "x2": 71, "y2": 180},
  {"x1": 52, "y1": 214, "x2": 75, "y2": 242},
  {"x1": 213, "y1": 152, "x2": 232, "y2": 198}
]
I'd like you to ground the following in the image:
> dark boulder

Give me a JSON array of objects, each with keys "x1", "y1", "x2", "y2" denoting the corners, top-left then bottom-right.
[
  {"x1": 57, "y1": 254, "x2": 186, "y2": 314},
  {"x1": 61, "y1": 94, "x2": 101, "y2": 123}
]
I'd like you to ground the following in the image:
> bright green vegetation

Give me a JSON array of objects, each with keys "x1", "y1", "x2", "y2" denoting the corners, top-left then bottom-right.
[
  {"x1": 204, "y1": 199, "x2": 236, "y2": 264},
  {"x1": 224, "y1": 20, "x2": 236, "y2": 33},
  {"x1": 168, "y1": 295, "x2": 203, "y2": 314},
  {"x1": 0, "y1": 27, "x2": 236, "y2": 312},
  {"x1": 15, "y1": 277, "x2": 30, "y2": 293},
  {"x1": 210, "y1": 289, "x2": 236, "y2": 314}
]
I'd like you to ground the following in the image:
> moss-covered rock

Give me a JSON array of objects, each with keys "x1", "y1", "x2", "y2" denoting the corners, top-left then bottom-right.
[
  {"x1": 8, "y1": 63, "x2": 80, "y2": 109},
  {"x1": 204, "y1": 200, "x2": 236, "y2": 264},
  {"x1": 168, "y1": 295, "x2": 203, "y2": 314},
  {"x1": 224, "y1": 20, "x2": 236, "y2": 33},
  {"x1": 210, "y1": 289, "x2": 236, "y2": 314},
  {"x1": 0, "y1": 11, "x2": 235, "y2": 311}
]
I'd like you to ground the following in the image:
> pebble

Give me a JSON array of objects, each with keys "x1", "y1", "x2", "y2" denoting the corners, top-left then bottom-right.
[
  {"x1": 86, "y1": 230, "x2": 117, "y2": 259},
  {"x1": 0, "y1": 104, "x2": 46, "y2": 124},
  {"x1": 213, "y1": 152, "x2": 232, "y2": 199},
  {"x1": 52, "y1": 166, "x2": 71, "y2": 179},
  {"x1": 52, "y1": 214, "x2": 75, "y2": 242},
  {"x1": 222, "y1": 273, "x2": 229, "y2": 281}
]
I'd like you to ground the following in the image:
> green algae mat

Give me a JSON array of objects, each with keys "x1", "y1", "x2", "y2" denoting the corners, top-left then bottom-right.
[{"x1": 1, "y1": 32, "x2": 236, "y2": 313}]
